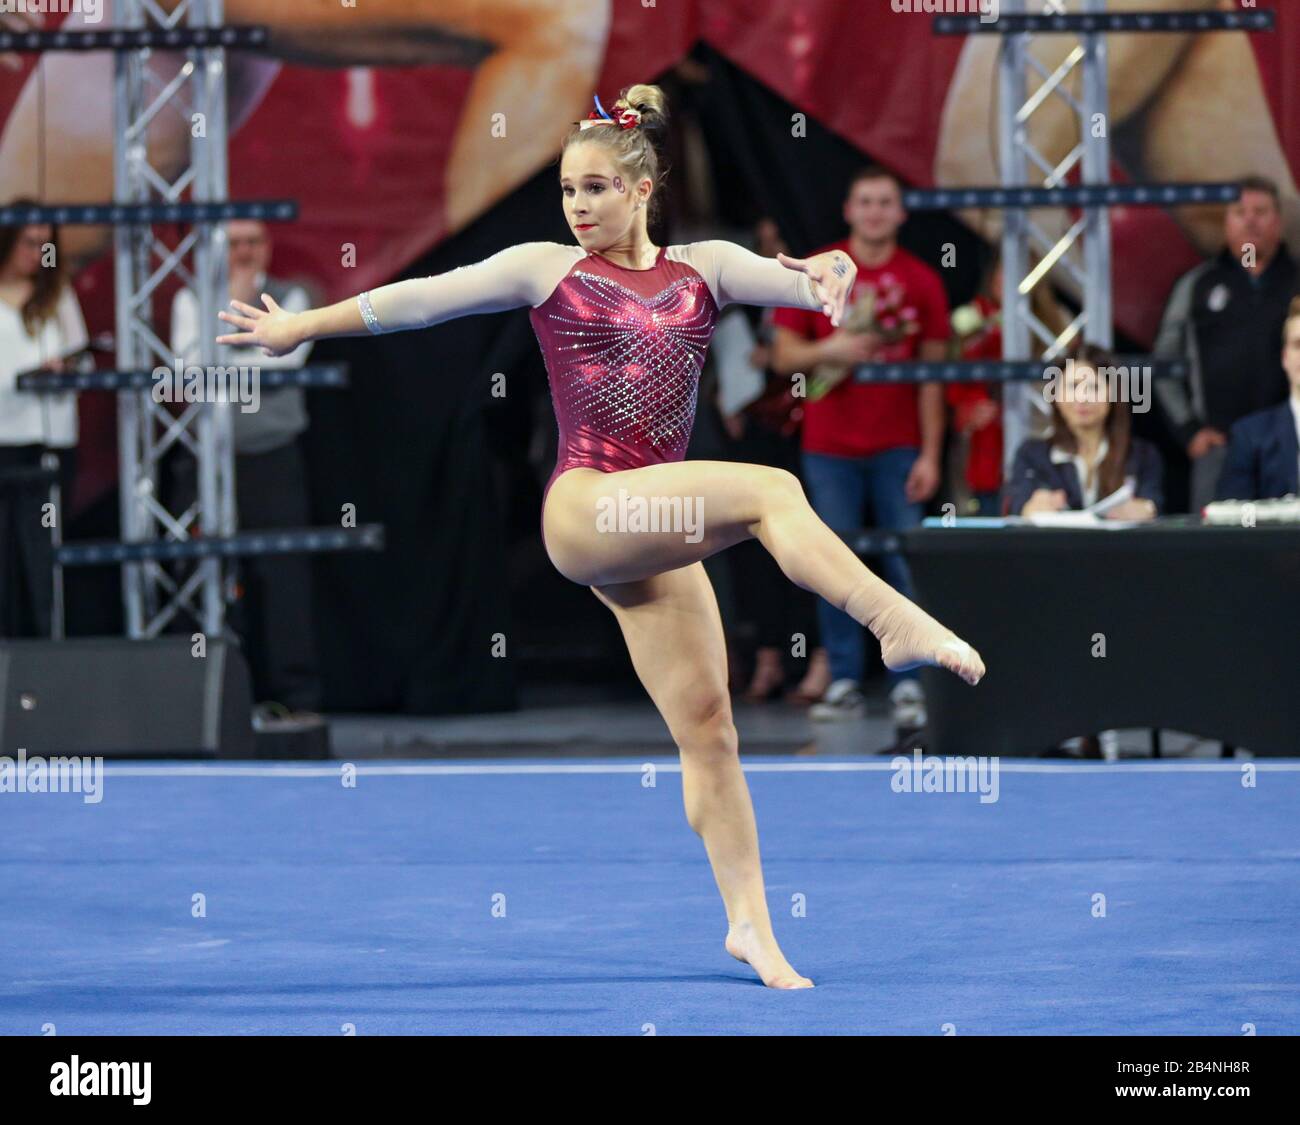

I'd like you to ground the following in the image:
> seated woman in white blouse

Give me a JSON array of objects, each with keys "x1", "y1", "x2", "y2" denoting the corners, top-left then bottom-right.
[
  {"x1": 1004, "y1": 345, "x2": 1164, "y2": 520},
  {"x1": 0, "y1": 201, "x2": 88, "y2": 636}
]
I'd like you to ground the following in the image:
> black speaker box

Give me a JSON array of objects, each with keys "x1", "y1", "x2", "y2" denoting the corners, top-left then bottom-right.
[{"x1": 0, "y1": 637, "x2": 254, "y2": 759}]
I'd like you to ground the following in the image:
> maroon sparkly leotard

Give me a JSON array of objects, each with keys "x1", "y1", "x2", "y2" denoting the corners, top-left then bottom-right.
[
  {"x1": 529, "y1": 246, "x2": 719, "y2": 504},
  {"x1": 355, "y1": 238, "x2": 820, "y2": 543}
]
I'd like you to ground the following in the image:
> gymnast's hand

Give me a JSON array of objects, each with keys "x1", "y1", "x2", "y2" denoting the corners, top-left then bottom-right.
[
  {"x1": 217, "y1": 294, "x2": 302, "y2": 357},
  {"x1": 776, "y1": 249, "x2": 857, "y2": 328}
]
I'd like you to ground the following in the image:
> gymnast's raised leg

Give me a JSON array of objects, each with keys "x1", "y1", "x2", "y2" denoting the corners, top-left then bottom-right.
[{"x1": 544, "y1": 461, "x2": 985, "y2": 687}]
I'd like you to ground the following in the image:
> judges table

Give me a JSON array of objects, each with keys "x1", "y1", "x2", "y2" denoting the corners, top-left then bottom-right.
[{"x1": 899, "y1": 521, "x2": 1300, "y2": 755}]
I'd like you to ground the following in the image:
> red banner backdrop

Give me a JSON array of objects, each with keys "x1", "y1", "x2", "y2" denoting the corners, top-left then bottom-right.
[{"x1": 2, "y1": 0, "x2": 1295, "y2": 510}]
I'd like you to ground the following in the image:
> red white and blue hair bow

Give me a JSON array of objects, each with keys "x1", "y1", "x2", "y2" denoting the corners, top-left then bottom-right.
[{"x1": 578, "y1": 93, "x2": 641, "y2": 131}]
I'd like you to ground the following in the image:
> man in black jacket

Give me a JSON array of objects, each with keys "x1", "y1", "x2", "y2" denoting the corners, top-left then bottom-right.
[{"x1": 1154, "y1": 176, "x2": 1298, "y2": 512}]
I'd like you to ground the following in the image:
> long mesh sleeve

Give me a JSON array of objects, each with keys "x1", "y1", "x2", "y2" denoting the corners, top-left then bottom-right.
[
  {"x1": 677, "y1": 240, "x2": 823, "y2": 312},
  {"x1": 357, "y1": 242, "x2": 571, "y2": 334}
]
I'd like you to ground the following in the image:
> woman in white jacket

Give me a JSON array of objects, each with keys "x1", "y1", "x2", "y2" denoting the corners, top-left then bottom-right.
[{"x1": 0, "y1": 202, "x2": 87, "y2": 635}]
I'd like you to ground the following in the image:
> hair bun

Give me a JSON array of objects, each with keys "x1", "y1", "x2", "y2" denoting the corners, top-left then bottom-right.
[{"x1": 620, "y1": 83, "x2": 667, "y2": 125}]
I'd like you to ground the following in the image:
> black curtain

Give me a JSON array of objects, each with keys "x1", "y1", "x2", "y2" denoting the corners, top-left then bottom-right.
[
  {"x1": 301, "y1": 168, "x2": 574, "y2": 713},
  {"x1": 682, "y1": 43, "x2": 986, "y2": 297}
]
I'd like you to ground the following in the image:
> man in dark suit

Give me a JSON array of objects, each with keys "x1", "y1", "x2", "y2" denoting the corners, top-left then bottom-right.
[
  {"x1": 1216, "y1": 301, "x2": 1300, "y2": 502},
  {"x1": 1216, "y1": 401, "x2": 1300, "y2": 501}
]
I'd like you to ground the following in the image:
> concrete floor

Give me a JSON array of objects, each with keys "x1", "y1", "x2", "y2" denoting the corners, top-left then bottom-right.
[{"x1": 326, "y1": 683, "x2": 1230, "y2": 760}]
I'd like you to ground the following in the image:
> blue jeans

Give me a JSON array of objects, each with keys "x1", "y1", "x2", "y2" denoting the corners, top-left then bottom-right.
[
  {"x1": 973, "y1": 490, "x2": 1001, "y2": 517},
  {"x1": 801, "y1": 447, "x2": 924, "y2": 688}
]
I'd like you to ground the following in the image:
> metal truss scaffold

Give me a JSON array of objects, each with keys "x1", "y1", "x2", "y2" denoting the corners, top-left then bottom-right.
[{"x1": 114, "y1": 0, "x2": 233, "y2": 638}]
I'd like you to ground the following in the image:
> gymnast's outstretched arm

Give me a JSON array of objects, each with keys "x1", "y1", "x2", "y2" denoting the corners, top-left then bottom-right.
[
  {"x1": 216, "y1": 240, "x2": 575, "y2": 356},
  {"x1": 673, "y1": 240, "x2": 854, "y2": 326}
]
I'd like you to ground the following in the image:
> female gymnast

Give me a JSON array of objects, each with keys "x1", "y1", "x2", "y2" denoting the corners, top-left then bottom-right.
[{"x1": 217, "y1": 84, "x2": 985, "y2": 990}]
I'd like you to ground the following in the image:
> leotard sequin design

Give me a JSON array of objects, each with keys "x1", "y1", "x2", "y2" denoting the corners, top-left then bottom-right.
[{"x1": 528, "y1": 246, "x2": 717, "y2": 500}]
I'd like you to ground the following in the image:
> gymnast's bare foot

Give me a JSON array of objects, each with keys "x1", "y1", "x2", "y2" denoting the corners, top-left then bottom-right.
[
  {"x1": 725, "y1": 921, "x2": 814, "y2": 989},
  {"x1": 864, "y1": 598, "x2": 986, "y2": 687}
]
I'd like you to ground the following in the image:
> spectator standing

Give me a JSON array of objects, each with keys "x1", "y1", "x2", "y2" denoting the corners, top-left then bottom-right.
[
  {"x1": 1154, "y1": 176, "x2": 1297, "y2": 512},
  {"x1": 771, "y1": 166, "x2": 949, "y2": 735},
  {"x1": 171, "y1": 219, "x2": 323, "y2": 713},
  {"x1": 0, "y1": 203, "x2": 86, "y2": 637},
  {"x1": 711, "y1": 218, "x2": 826, "y2": 704}
]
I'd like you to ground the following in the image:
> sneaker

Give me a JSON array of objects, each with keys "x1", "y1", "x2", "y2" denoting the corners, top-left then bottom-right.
[
  {"x1": 810, "y1": 678, "x2": 867, "y2": 722},
  {"x1": 889, "y1": 679, "x2": 927, "y2": 733},
  {"x1": 1099, "y1": 729, "x2": 1120, "y2": 761},
  {"x1": 1058, "y1": 735, "x2": 1101, "y2": 758}
]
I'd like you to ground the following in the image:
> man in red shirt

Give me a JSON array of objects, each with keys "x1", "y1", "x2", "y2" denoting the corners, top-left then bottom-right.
[{"x1": 772, "y1": 165, "x2": 950, "y2": 732}]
